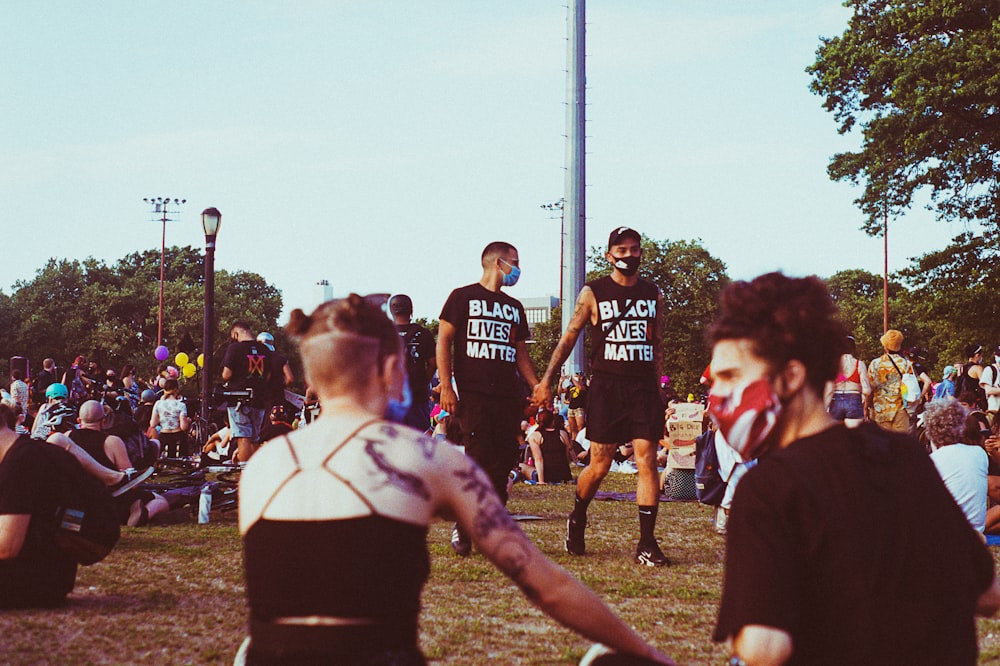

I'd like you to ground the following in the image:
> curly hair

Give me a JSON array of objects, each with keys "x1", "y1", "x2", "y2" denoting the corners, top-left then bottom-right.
[
  {"x1": 287, "y1": 294, "x2": 401, "y2": 393},
  {"x1": 922, "y1": 398, "x2": 968, "y2": 448},
  {"x1": 707, "y1": 272, "x2": 847, "y2": 394}
]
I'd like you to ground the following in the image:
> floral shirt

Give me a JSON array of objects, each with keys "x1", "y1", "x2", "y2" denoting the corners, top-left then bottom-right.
[
  {"x1": 868, "y1": 353, "x2": 913, "y2": 423},
  {"x1": 153, "y1": 397, "x2": 187, "y2": 432}
]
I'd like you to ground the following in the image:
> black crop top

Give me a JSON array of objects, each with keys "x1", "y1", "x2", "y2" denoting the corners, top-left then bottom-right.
[
  {"x1": 244, "y1": 516, "x2": 429, "y2": 624},
  {"x1": 242, "y1": 426, "x2": 431, "y2": 662}
]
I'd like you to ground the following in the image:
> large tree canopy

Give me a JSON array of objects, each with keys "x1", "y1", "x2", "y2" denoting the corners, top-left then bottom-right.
[
  {"x1": 1, "y1": 246, "x2": 283, "y2": 380},
  {"x1": 808, "y1": 0, "x2": 1000, "y2": 231}
]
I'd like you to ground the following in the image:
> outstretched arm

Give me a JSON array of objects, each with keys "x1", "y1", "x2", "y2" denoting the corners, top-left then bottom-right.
[
  {"x1": 532, "y1": 287, "x2": 595, "y2": 407},
  {"x1": 435, "y1": 448, "x2": 673, "y2": 664}
]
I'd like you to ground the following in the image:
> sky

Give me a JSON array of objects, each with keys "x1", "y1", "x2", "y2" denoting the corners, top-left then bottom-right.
[{"x1": 1, "y1": 1, "x2": 969, "y2": 326}]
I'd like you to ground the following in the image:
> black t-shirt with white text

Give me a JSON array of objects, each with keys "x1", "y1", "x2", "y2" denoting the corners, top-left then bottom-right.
[
  {"x1": 440, "y1": 283, "x2": 530, "y2": 396},
  {"x1": 587, "y1": 275, "x2": 660, "y2": 379}
]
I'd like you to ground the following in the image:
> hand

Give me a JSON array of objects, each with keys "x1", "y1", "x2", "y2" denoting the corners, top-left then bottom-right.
[
  {"x1": 532, "y1": 382, "x2": 553, "y2": 409},
  {"x1": 440, "y1": 382, "x2": 458, "y2": 415}
]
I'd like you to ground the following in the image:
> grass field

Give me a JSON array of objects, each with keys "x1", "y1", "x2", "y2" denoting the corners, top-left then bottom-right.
[{"x1": 3, "y1": 471, "x2": 1000, "y2": 664}]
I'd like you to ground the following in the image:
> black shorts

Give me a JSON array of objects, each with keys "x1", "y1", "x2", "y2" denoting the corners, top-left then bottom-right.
[{"x1": 586, "y1": 373, "x2": 663, "y2": 445}]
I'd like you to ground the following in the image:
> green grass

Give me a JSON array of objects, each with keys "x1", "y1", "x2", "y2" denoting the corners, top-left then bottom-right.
[{"x1": 3, "y1": 473, "x2": 1000, "y2": 664}]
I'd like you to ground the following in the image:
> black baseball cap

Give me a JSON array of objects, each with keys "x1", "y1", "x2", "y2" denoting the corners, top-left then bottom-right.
[
  {"x1": 388, "y1": 294, "x2": 413, "y2": 315},
  {"x1": 607, "y1": 226, "x2": 641, "y2": 249}
]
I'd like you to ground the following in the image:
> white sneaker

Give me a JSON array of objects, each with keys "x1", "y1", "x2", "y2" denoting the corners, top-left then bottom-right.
[{"x1": 714, "y1": 507, "x2": 728, "y2": 535}]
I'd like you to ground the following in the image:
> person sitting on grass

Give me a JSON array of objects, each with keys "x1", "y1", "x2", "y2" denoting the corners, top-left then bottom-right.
[
  {"x1": 524, "y1": 409, "x2": 574, "y2": 484},
  {"x1": 236, "y1": 294, "x2": 673, "y2": 666},
  {"x1": 69, "y1": 400, "x2": 172, "y2": 527},
  {"x1": 0, "y1": 402, "x2": 79, "y2": 608},
  {"x1": 924, "y1": 398, "x2": 988, "y2": 532}
]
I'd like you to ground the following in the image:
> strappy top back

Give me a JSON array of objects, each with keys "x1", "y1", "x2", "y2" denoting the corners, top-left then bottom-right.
[{"x1": 243, "y1": 421, "x2": 430, "y2": 658}]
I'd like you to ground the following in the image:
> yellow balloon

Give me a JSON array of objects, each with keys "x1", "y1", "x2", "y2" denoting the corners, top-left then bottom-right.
[
  {"x1": 182, "y1": 363, "x2": 197, "y2": 378},
  {"x1": 197, "y1": 353, "x2": 205, "y2": 368},
  {"x1": 175, "y1": 352, "x2": 189, "y2": 367}
]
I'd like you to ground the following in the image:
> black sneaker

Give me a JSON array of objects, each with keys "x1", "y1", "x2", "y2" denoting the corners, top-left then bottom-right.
[
  {"x1": 110, "y1": 466, "x2": 154, "y2": 497},
  {"x1": 566, "y1": 514, "x2": 586, "y2": 556},
  {"x1": 635, "y1": 541, "x2": 670, "y2": 567},
  {"x1": 451, "y1": 525, "x2": 471, "y2": 557}
]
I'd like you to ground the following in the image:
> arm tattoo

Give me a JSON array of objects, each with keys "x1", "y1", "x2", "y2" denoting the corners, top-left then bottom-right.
[
  {"x1": 364, "y1": 439, "x2": 431, "y2": 500},
  {"x1": 453, "y1": 463, "x2": 495, "y2": 504},
  {"x1": 453, "y1": 462, "x2": 520, "y2": 541},
  {"x1": 377, "y1": 422, "x2": 436, "y2": 460},
  {"x1": 494, "y1": 539, "x2": 534, "y2": 589}
]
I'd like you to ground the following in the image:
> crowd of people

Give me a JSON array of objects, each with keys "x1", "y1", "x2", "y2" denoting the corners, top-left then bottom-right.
[{"x1": 3, "y1": 229, "x2": 1000, "y2": 664}]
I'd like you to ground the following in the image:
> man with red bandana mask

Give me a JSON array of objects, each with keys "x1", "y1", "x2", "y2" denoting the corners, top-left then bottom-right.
[{"x1": 709, "y1": 272, "x2": 1000, "y2": 666}]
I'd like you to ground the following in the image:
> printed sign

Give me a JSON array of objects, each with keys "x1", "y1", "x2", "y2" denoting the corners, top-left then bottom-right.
[{"x1": 667, "y1": 402, "x2": 704, "y2": 445}]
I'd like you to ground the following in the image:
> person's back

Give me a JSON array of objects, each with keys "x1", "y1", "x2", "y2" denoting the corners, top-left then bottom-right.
[
  {"x1": 0, "y1": 435, "x2": 78, "y2": 608},
  {"x1": 241, "y1": 420, "x2": 433, "y2": 663},
  {"x1": 716, "y1": 423, "x2": 992, "y2": 664}
]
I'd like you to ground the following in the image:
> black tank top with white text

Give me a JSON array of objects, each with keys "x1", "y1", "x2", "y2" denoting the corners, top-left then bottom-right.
[{"x1": 587, "y1": 275, "x2": 660, "y2": 378}]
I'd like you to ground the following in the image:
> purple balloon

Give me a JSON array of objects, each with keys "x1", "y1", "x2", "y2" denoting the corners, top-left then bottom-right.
[{"x1": 154, "y1": 345, "x2": 169, "y2": 361}]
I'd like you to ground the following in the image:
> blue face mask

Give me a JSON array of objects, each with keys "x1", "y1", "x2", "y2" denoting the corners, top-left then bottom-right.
[
  {"x1": 385, "y1": 374, "x2": 413, "y2": 423},
  {"x1": 500, "y1": 258, "x2": 521, "y2": 287}
]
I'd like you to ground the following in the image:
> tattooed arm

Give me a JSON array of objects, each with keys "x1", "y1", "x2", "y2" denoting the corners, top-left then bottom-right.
[
  {"x1": 434, "y1": 447, "x2": 673, "y2": 664},
  {"x1": 532, "y1": 286, "x2": 596, "y2": 408}
]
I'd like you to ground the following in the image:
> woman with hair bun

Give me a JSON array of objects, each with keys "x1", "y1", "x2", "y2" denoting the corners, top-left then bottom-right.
[{"x1": 237, "y1": 294, "x2": 671, "y2": 665}]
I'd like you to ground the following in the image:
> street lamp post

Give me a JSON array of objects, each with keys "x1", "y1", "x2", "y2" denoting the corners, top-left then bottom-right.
[{"x1": 201, "y1": 207, "x2": 222, "y2": 423}]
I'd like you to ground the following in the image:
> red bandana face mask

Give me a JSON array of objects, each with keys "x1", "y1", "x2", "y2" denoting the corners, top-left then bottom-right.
[{"x1": 708, "y1": 377, "x2": 782, "y2": 460}]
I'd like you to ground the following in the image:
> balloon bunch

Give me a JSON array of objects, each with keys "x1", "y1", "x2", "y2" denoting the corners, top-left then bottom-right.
[{"x1": 152, "y1": 347, "x2": 204, "y2": 380}]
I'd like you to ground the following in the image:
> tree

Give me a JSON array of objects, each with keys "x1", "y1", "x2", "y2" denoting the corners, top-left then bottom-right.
[
  {"x1": 2, "y1": 247, "x2": 283, "y2": 388},
  {"x1": 896, "y1": 229, "x2": 1000, "y2": 368},
  {"x1": 584, "y1": 237, "x2": 730, "y2": 397},
  {"x1": 825, "y1": 268, "x2": 906, "y2": 363},
  {"x1": 527, "y1": 306, "x2": 562, "y2": 376},
  {"x1": 808, "y1": 1, "x2": 1000, "y2": 231}
]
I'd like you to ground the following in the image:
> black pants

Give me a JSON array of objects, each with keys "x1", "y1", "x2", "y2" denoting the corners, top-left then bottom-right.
[{"x1": 456, "y1": 391, "x2": 522, "y2": 505}]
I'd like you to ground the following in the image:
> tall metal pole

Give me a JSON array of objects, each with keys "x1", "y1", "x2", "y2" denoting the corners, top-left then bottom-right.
[
  {"x1": 159, "y1": 207, "x2": 167, "y2": 346},
  {"x1": 883, "y1": 205, "x2": 889, "y2": 333},
  {"x1": 144, "y1": 197, "x2": 186, "y2": 347},
  {"x1": 562, "y1": 0, "x2": 586, "y2": 375}
]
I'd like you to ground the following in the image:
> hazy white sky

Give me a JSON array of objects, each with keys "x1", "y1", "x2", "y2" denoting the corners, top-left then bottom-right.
[{"x1": 1, "y1": 1, "x2": 967, "y2": 326}]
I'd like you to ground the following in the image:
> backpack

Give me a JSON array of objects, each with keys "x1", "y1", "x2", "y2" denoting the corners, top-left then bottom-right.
[
  {"x1": 36, "y1": 443, "x2": 121, "y2": 565},
  {"x1": 955, "y1": 365, "x2": 987, "y2": 410},
  {"x1": 694, "y1": 430, "x2": 727, "y2": 506},
  {"x1": 121, "y1": 430, "x2": 158, "y2": 469}
]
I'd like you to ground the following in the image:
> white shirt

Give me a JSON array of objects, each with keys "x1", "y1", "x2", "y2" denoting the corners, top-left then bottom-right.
[
  {"x1": 980, "y1": 364, "x2": 1000, "y2": 412},
  {"x1": 931, "y1": 443, "x2": 988, "y2": 532}
]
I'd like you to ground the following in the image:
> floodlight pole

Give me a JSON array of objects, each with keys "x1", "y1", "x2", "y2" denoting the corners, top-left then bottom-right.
[
  {"x1": 562, "y1": 0, "x2": 586, "y2": 375},
  {"x1": 143, "y1": 197, "x2": 186, "y2": 347}
]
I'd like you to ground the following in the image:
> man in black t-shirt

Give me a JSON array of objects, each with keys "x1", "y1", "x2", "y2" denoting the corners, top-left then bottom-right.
[
  {"x1": 533, "y1": 227, "x2": 668, "y2": 567},
  {"x1": 438, "y1": 241, "x2": 539, "y2": 555},
  {"x1": 0, "y1": 404, "x2": 78, "y2": 608},
  {"x1": 221, "y1": 322, "x2": 272, "y2": 462},
  {"x1": 256, "y1": 331, "x2": 294, "y2": 411},
  {"x1": 706, "y1": 273, "x2": 1000, "y2": 665},
  {"x1": 389, "y1": 294, "x2": 437, "y2": 432}
]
